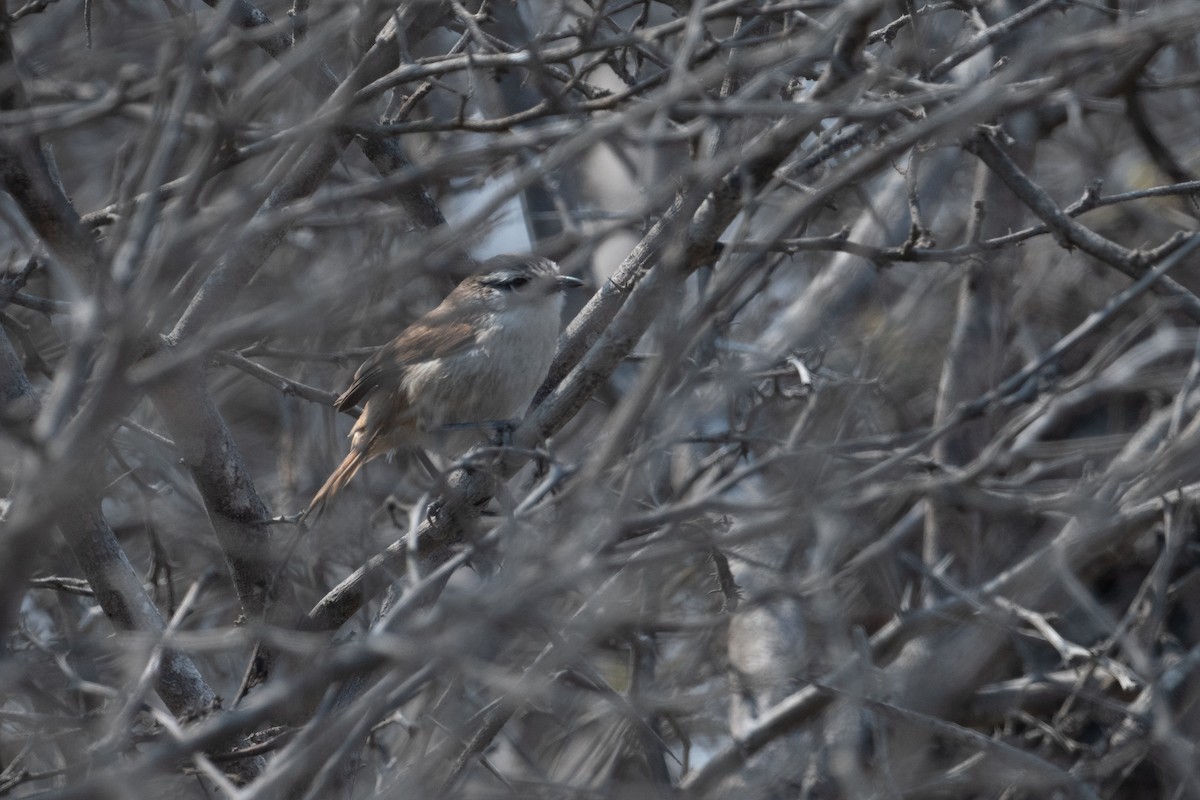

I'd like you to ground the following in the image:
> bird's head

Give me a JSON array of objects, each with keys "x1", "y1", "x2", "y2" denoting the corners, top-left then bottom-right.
[{"x1": 461, "y1": 255, "x2": 583, "y2": 313}]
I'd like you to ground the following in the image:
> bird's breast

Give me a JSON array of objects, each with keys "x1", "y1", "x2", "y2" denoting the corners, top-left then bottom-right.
[{"x1": 404, "y1": 303, "x2": 561, "y2": 453}]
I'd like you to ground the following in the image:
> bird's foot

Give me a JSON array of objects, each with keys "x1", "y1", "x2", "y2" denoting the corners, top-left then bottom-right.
[{"x1": 489, "y1": 418, "x2": 519, "y2": 447}]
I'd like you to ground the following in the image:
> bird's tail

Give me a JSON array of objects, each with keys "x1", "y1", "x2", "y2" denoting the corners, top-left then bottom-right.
[{"x1": 305, "y1": 448, "x2": 368, "y2": 519}]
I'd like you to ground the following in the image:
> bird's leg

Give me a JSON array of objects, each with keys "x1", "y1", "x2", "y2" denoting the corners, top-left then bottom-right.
[
  {"x1": 499, "y1": 418, "x2": 518, "y2": 447},
  {"x1": 482, "y1": 417, "x2": 520, "y2": 447}
]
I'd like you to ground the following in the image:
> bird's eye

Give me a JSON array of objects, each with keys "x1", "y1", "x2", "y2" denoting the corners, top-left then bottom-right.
[{"x1": 479, "y1": 271, "x2": 533, "y2": 291}]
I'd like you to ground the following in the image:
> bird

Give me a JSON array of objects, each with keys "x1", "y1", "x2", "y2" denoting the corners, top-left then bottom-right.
[{"x1": 305, "y1": 255, "x2": 582, "y2": 517}]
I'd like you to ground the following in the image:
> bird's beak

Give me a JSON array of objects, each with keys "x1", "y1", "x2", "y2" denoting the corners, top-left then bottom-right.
[{"x1": 556, "y1": 275, "x2": 585, "y2": 291}]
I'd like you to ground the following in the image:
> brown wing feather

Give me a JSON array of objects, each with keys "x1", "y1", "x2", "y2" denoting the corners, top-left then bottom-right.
[
  {"x1": 335, "y1": 306, "x2": 477, "y2": 412},
  {"x1": 309, "y1": 303, "x2": 479, "y2": 515}
]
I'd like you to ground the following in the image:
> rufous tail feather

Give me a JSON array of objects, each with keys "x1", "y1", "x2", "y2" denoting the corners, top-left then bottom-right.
[{"x1": 305, "y1": 448, "x2": 367, "y2": 519}]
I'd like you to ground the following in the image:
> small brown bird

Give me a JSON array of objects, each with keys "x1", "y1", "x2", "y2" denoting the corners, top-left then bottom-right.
[{"x1": 306, "y1": 255, "x2": 582, "y2": 517}]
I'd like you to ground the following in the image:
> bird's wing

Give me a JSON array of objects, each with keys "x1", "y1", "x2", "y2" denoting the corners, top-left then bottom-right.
[{"x1": 334, "y1": 311, "x2": 478, "y2": 412}]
